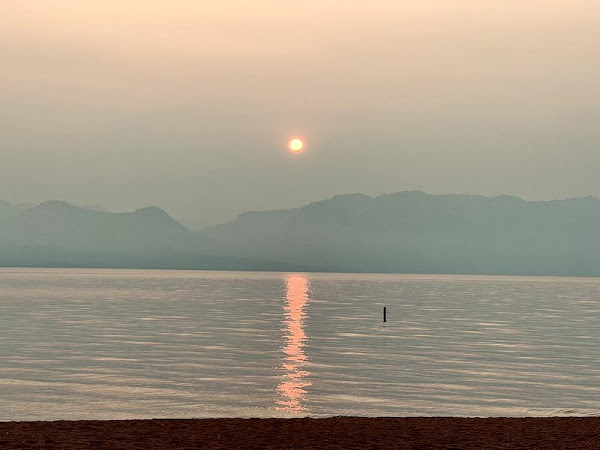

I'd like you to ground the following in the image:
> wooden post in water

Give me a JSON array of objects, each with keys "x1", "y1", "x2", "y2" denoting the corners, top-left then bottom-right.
[{"x1": 383, "y1": 306, "x2": 387, "y2": 323}]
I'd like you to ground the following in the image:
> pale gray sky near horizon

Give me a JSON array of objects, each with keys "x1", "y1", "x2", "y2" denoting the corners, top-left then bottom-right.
[{"x1": 2, "y1": 1, "x2": 599, "y2": 228}]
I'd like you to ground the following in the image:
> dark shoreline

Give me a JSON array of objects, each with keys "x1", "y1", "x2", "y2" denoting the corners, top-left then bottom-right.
[{"x1": 1, "y1": 417, "x2": 599, "y2": 449}]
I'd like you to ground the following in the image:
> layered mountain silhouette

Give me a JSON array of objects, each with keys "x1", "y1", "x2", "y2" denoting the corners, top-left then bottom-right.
[
  {"x1": 3, "y1": 192, "x2": 600, "y2": 275},
  {"x1": 0, "y1": 201, "x2": 305, "y2": 271},
  {"x1": 199, "y1": 191, "x2": 600, "y2": 276}
]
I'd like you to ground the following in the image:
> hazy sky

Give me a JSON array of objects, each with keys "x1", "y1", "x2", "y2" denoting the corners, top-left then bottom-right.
[{"x1": 2, "y1": 1, "x2": 599, "y2": 227}]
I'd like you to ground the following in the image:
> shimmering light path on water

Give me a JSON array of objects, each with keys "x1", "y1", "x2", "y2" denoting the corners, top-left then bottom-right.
[{"x1": 1, "y1": 268, "x2": 599, "y2": 421}]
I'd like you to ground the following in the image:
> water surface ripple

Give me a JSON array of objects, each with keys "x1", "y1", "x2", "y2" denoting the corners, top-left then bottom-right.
[{"x1": 1, "y1": 268, "x2": 599, "y2": 420}]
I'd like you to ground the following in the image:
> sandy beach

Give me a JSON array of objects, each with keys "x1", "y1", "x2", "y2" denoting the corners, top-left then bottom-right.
[{"x1": 1, "y1": 417, "x2": 599, "y2": 449}]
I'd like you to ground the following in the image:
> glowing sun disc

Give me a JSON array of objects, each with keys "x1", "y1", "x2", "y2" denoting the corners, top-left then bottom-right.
[{"x1": 289, "y1": 138, "x2": 304, "y2": 153}]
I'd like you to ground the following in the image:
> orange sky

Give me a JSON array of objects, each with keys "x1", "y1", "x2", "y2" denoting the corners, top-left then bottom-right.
[{"x1": 2, "y1": 1, "x2": 599, "y2": 227}]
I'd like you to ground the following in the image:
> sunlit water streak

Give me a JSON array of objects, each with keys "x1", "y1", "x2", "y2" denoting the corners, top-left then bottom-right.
[
  {"x1": 1, "y1": 268, "x2": 600, "y2": 421},
  {"x1": 276, "y1": 274, "x2": 311, "y2": 412}
]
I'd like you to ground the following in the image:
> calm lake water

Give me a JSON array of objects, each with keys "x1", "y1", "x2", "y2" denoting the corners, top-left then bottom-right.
[{"x1": 1, "y1": 268, "x2": 599, "y2": 421}]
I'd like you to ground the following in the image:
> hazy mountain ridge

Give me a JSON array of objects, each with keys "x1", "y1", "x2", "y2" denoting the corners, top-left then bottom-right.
[
  {"x1": 3, "y1": 201, "x2": 189, "y2": 252},
  {"x1": 200, "y1": 191, "x2": 600, "y2": 276},
  {"x1": 0, "y1": 200, "x2": 309, "y2": 271},
  {"x1": 3, "y1": 192, "x2": 600, "y2": 275}
]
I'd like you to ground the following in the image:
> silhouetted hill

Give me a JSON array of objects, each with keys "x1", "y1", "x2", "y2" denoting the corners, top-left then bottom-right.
[
  {"x1": 0, "y1": 201, "x2": 308, "y2": 271},
  {"x1": 199, "y1": 191, "x2": 600, "y2": 276},
  {"x1": 3, "y1": 201, "x2": 189, "y2": 253},
  {"x1": 5, "y1": 193, "x2": 600, "y2": 275}
]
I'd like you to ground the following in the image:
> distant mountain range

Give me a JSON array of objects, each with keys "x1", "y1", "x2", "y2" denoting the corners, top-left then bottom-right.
[
  {"x1": 0, "y1": 200, "x2": 305, "y2": 271},
  {"x1": 3, "y1": 192, "x2": 600, "y2": 276}
]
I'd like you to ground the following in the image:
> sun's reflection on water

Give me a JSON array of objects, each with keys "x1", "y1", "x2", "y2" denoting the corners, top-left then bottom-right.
[{"x1": 276, "y1": 274, "x2": 312, "y2": 413}]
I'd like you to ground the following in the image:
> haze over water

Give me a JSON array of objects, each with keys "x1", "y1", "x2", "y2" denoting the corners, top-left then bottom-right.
[{"x1": 1, "y1": 268, "x2": 599, "y2": 421}]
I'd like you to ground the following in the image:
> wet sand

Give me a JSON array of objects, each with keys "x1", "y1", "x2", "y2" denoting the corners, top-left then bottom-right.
[{"x1": 1, "y1": 417, "x2": 599, "y2": 449}]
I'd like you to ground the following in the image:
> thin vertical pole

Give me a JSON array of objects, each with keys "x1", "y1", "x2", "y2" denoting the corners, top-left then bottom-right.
[{"x1": 383, "y1": 306, "x2": 387, "y2": 322}]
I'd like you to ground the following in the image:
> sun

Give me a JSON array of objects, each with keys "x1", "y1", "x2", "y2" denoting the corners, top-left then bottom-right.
[{"x1": 289, "y1": 138, "x2": 304, "y2": 153}]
